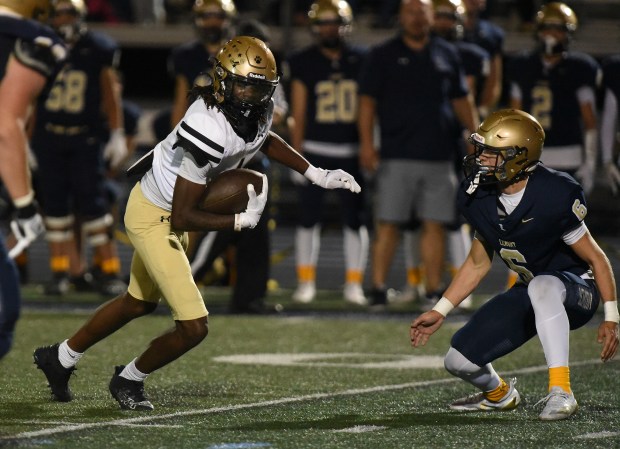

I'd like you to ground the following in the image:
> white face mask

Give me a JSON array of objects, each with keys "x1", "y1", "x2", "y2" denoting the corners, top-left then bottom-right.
[{"x1": 543, "y1": 35, "x2": 558, "y2": 54}]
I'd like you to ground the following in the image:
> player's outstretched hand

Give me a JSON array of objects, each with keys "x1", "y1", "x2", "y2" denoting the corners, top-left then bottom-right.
[
  {"x1": 305, "y1": 166, "x2": 361, "y2": 193},
  {"x1": 598, "y1": 321, "x2": 619, "y2": 362},
  {"x1": 410, "y1": 311, "x2": 444, "y2": 348}
]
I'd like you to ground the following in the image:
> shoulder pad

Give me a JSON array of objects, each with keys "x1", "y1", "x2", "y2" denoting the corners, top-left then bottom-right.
[{"x1": 14, "y1": 37, "x2": 66, "y2": 77}]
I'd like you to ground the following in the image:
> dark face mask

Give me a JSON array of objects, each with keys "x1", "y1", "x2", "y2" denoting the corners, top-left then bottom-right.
[
  {"x1": 319, "y1": 36, "x2": 342, "y2": 49},
  {"x1": 537, "y1": 35, "x2": 568, "y2": 55},
  {"x1": 197, "y1": 26, "x2": 224, "y2": 45}
]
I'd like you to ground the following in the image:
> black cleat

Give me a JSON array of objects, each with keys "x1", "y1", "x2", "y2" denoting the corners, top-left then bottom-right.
[
  {"x1": 109, "y1": 365, "x2": 154, "y2": 411},
  {"x1": 33, "y1": 343, "x2": 75, "y2": 402}
]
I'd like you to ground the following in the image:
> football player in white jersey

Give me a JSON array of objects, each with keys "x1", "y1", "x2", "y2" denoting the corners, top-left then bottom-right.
[{"x1": 34, "y1": 36, "x2": 361, "y2": 411}]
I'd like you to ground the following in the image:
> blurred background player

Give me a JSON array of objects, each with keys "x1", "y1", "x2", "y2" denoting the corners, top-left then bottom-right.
[
  {"x1": 358, "y1": 0, "x2": 478, "y2": 309},
  {"x1": 600, "y1": 54, "x2": 620, "y2": 195},
  {"x1": 461, "y1": 0, "x2": 504, "y2": 119},
  {"x1": 398, "y1": 0, "x2": 489, "y2": 307},
  {"x1": 507, "y1": 3, "x2": 600, "y2": 197},
  {"x1": 285, "y1": 0, "x2": 368, "y2": 305},
  {"x1": 0, "y1": 0, "x2": 66, "y2": 359},
  {"x1": 30, "y1": 0, "x2": 128, "y2": 296},
  {"x1": 169, "y1": 0, "x2": 236, "y2": 128}
]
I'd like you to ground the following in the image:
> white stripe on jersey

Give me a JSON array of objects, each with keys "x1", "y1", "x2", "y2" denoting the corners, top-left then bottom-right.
[{"x1": 140, "y1": 99, "x2": 273, "y2": 211}]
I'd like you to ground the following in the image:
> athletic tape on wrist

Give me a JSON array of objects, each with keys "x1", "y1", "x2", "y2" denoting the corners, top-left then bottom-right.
[
  {"x1": 603, "y1": 300, "x2": 620, "y2": 323},
  {"x1": 13, "y1": 191, "x2": 35, "y2": 208},
  {"x1": 432, "y1": 297, "x2": 454, "y2": 317}
]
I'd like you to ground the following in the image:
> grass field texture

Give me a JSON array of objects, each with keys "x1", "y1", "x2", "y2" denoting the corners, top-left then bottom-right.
[{"x1": 0, "y1": 292, "x2": 619, "y2": 448}]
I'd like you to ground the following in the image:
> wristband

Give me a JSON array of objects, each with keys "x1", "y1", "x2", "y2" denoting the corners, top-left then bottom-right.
[
  {"x1": 13, "y1": 191, "x2": 35, "y2": 208},
  {"x1": 303, "y1": 165, "x2": 321, "y2": 184},
  {"x1": 432, "y1": 297, "x2": 454, "y2": 317},
  {"x1": 234, "y1": 214, "x2": 242, "y2": 232},
  {"x1": 603, "y1": 300, "x2": 620, "y2": 323}
]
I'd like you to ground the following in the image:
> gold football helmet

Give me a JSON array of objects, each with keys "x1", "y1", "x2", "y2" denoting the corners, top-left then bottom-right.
[
  {"x1": 308, "y1": 0, "x2": 353, "y2": 27},
  {"x1": 51, "y1": 0, "x2": 87, "y2": 43},
  {"x1": 463, "y1": 109, "x2": 545, "y2": 187},
  {"x1": 536, "y1": 2, "x2": 577, "y2": 33},
  {"x1": 535, "y1": 2, "x2": 577, "y2": 55},
  {"x1": 212, "y1": 36, "x2": 279, "y2": 123},
  {"x1": 192, "y1": 0, "x2": 237, "y2": 19},
  {"x1": 432, "y1": 0, "x2": 466, "y2": 40},
  {"x1": 0, "y1": 0, "x2": 55, "y2": 22},
  {"x1": 192, "y1": 0, "x2": 236, "y2": 44}
]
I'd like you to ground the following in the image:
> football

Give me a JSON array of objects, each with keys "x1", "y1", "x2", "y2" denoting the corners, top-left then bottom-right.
[{"x1": 199, "y1": 168, "x2": 264, "y2": 214}]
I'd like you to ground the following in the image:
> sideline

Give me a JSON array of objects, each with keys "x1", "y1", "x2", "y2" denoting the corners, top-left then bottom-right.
[{"x1": 1, "y1": 358, "x2": 605, "y2": 441}]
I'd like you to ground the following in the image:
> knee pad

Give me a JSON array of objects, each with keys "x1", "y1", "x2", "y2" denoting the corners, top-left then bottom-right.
[
  {"x1": 44, "y1": 215, "x2": 75, "y2": 243},
  {"x1": 527, "y1": 275, "x2": 566, "y2": 311},
  {"x1": 82, "y1": 214, "x2": 113, "y2": 234}
]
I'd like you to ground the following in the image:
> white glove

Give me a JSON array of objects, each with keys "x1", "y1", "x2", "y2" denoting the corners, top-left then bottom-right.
[
  {"x1": 103, "y1": 129, "x2": 128, "y2": 170},
  {"x1": 604, "y1": 162, "x2": 620, "y2": 196},
  {"x1": 290, "y1": 169, "x2": 308, "y2": 186},
  {"x1": 234, "y1": 174, "x2": 268, "y2": 231},
  {"x1": 9, "y1": 203, "x2": 44, "y2": 259},
  {"x1": 304, "y1": 165, "x2": 361, "y2": 193},
  {"x1": 574, "y1": 162, "x2": 594, "y2": 195}
]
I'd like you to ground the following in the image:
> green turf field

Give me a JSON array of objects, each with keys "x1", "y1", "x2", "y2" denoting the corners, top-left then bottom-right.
[{"x1": 0, "y1": 290, "x2": 619, "y2": 448}]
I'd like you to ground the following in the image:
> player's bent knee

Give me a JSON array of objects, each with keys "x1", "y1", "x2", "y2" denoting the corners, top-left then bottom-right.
[
  {"x1": 121, "y1": 292, "x2": 158, "y2": 316},
  {"x1": 176, "y1": 317, "x2": 209, "y2": 346},
  {"x1": 527, "y1": 275, "x2": 565, "y2": 307}
]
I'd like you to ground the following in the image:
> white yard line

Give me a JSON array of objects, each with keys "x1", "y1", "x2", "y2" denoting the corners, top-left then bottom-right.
[{"x1": 0, "y1": 358, "x2": 605, "y2": 441}]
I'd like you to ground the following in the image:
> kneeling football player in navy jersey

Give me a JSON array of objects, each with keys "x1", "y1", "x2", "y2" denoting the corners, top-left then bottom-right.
[{"x1": 411, "y1": 109, "x2": 619, "y2": 421}]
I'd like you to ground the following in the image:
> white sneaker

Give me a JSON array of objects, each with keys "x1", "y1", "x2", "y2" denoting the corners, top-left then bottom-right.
[
  {"x1": 343, "y1": 283, "x2": 367, "y2": 306},
  {"x1": 536, "y1": 387, "x2": 578, "y2": 421},
  {"x1": 292, "y1": 282, "x2": 316, "y2": 303},
  {"x1": 390, "y1": 284, "x2": 420, "y2": 304},
  {"x1": 450, "y1": 378, "x2": 521, "y2": 411}
]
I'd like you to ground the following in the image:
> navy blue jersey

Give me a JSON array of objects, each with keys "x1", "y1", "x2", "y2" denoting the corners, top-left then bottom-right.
[
  {"x1": 455, "y1": 40, "x2": 490, "y2": 81},
  {"x1": 0, "y1": 15, "x2": 65, "y2": 80},
  {"x1": 33, "y1": 30, "x2": 119, "y2": 135},
  {"x1": 286, "y1": 44, "x2": 366, "y2": 144},
  {"x1": 169, "y1": 40, "x2": 214, "y2": 87},
  {"x1": 462, "y1": 19, "x2": 504, "y2": 58},
  {"x1": 603, "y1": 54, "x2": 620, "y2": 101},
  {"x1": 507, "y1": 51, "x2": 600, "y2": 147},
  {"x1": 359, "y1": 36, "x2": 469, "y2": 161},
  {"x1": 457, "y1": 165, "x2": 590, "y2": 282}
]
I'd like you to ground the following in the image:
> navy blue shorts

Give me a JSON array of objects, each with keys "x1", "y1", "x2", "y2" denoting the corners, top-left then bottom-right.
[
  {"x1": 32, "y1": 135, "x2": 108, "y2": 220},
  {"x1": 451, "y1": 271, "x2": 599, "y2": 366}
]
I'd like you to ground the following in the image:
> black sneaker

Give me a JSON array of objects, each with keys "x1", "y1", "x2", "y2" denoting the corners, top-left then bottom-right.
[
  {"x1": 43, "y1": 273, "x2": 70, "y2": 296},
  {"x1": 70, "y1": 272, "x2": 96, "y2": 292},
  {"x1": 369, "y1": 288, "x2": 388, "y2": 310},
  {"x1": 109, "y1": 365, "x2": 154, "y2": 411},
  {"x1": 33, "y1": 343, "x2": 75, "y2": 402},
  {"x1": 99, "y1": 275, "x2": 127, "y2": 297}
]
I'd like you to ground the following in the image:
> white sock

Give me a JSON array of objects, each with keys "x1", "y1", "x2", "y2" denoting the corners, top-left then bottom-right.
[
  {"x1": 295, "y1": 225, "x2": 321, "y2": 269},
  {"x1": 528, "y1": 275, "x2": 569, "y2": 367},
  {"x1": 343, "y1": 226, "x2": 369, "y2": 273},
  {"x1": 120, "y1": 359, "x2": 149, "y2": 382},
  {"x1": 58, "y1": 339, "x2": 83, "y2": 369}
]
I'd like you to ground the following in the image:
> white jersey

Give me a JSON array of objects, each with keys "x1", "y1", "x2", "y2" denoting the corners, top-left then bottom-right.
[{"x1": 141, "y1": 99, "x2": 273, "y2": 211}]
